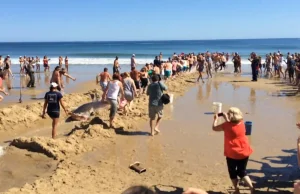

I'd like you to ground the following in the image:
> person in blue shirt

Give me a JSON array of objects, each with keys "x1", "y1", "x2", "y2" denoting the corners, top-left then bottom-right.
[
  {"x1": 42, "y1": 82, "x2": 68, "y2": 139},
  {"x1": 146, "y1": 75, "x2": 167, "y2": 136}
]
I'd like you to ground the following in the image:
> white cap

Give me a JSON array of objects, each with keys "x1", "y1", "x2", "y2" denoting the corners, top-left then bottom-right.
[
  {"x1": 50, "y1": 82, "x2": 58, "y2": 87},
  {"x1": 132, "y1": 54, "x2": 135, "y2": 57}
]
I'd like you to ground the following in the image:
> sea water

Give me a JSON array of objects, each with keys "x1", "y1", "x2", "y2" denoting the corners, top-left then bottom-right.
[{"x1": 1, "y1": 38, "x2": 299, "y2": 69}]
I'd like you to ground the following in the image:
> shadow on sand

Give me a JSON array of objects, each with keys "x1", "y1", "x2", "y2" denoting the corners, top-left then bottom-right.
[
  {"x1": 152, "y1": 185, "x2": 223, "y2": 194},
  {"x1": 247, "y1": 148, "x2": 298, "y2": 193},
  {"x1": 66, "y1": 116, "x2": 150, "y2": 136}
]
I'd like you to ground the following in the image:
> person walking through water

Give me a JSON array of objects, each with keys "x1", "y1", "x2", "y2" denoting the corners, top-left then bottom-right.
[
  {"x1": 42, "y1": 82, "x2": 68, "y2": 139},
  {"x1": 113, "y1": 56, "x2": 120, "y2": 74},
  {"x1": 147, "y1": 74, "x2": 167, "y2": 136},
  {"x1": 102, "y1": 73, "x2": 125, "y2": 128},
  {"x1": 212, "y1": 107, "x2": 254, "y2": 194}
]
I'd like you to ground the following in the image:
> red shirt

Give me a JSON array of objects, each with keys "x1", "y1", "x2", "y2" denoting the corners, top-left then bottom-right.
[{"x1": 222, "y1": 121, "x2": 253, "y2": 159}]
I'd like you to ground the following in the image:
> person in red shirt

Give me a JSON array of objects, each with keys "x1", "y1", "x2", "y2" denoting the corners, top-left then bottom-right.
[{"x1": 212, "y1": 107, "x2": 254, "y2": 194}]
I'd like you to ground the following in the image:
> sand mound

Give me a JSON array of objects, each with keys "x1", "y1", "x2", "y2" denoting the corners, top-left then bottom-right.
[
  {"x1": 0, "y1": 90, "x2": 98, "y2": 132},
  {"x1": 10, "y1": 136, "x2": 90, "y2": 160}
]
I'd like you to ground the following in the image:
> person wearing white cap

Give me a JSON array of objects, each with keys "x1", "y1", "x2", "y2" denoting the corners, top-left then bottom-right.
[
  {"x1": 131, "y1": 54, "x2": 137, "y2": 68},
  {"x1": 42, "y1": 82, "x2": 68, "y2": 139}
]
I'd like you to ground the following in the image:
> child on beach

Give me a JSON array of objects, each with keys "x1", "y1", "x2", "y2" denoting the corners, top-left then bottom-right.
[{"x1": 42, "y1": 82, "x2": 68, "y2": 139}]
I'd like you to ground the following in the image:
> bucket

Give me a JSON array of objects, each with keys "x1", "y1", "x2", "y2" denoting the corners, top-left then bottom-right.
[
  {"x1": 245, "y1": 121, "x2": 252, "y2": 135},
  {"x1": 169, "y1": 94, "x2": 174, "y2": 104},
  {"x1": 212, "y1": 102, "x2": 222, "y2": 113}
]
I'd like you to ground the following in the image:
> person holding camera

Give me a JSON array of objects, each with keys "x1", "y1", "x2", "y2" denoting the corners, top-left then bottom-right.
[{"x1": 212, "y1": 107, "x2": 254, "y2": 194}]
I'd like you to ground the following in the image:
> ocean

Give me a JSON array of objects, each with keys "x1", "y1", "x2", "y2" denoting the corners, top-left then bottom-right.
[
  {"x1": 1, "y1": 38, "x2": 300, "y2": 68},
  {"x1": 0, "y1": 38, "x2": 300, "y2": 103}
]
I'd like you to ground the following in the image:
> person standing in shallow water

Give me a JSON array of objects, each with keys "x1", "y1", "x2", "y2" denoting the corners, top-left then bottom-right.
[
  {"x1": 212, "y1": 107, "x2": 254, "y2": 194},
  {"x1": 42, "y1": 82, "x2": 68, "y2": 139},
  {"x1": 248, "y1": 53, "x2": 259, "y2": 82},
  {"x1": 147, "y1": 75, "x2": 167, "y2": 136},
  {"x1": 113, "y1": 56, "x2": 120, "y2": 74}
]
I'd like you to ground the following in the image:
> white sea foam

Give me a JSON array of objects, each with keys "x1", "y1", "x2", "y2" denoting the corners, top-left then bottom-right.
[{"x1": 9, "y1": 57, "x2": 254, "y2": 66}]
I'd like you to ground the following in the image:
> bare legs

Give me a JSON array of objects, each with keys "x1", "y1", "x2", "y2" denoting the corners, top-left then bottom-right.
[
  {"x1": 197, "y1": 72, "x2": 204, "y2": 83},
  {"x1": 51, "y1": 118, "x2": 59, "y2": 139},
  {"x1": 150, "y1": 117, "x2": 162, "y2": 136}
]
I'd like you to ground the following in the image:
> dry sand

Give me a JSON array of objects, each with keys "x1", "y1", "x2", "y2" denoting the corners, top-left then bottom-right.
[{"x1": 0, "y1": 72, "x2": 299, "y2": 194}]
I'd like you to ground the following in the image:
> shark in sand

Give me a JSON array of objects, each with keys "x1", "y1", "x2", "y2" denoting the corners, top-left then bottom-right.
[{"x1": 69, "y1": 100, "x2": 108, "y2": 121}]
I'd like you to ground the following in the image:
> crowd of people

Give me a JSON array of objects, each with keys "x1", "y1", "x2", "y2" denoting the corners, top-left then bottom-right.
[{"x1": 1, "y1": 51, "x2": 300, "y2": 193}]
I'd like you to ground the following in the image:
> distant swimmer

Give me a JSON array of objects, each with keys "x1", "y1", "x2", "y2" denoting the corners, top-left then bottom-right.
[
  {"x1": 97, "y1": 67, "x2": 111, "y2": 93},
  {"x1": 64, "y1": 56, "x2": 69, "y2": 72},
  {"x1": 131, "y1": 54, "x2": 137, "y2": 68},
  {"x1": 113, "y1": 56, "x2": 120, "y2": 74}
]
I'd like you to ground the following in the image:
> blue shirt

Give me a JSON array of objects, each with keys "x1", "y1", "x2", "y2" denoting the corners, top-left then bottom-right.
[
  {"x1": 146, "y1": 82, "x2": 167, "y2": 106},
  {"x1": 44, "y1": 91, "x2": 63, "y2": 113}
]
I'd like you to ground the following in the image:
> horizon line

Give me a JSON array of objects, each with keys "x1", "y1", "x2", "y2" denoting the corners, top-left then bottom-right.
[{"x1": 0, "y1": 37, "x2": 298, "y2": 43}]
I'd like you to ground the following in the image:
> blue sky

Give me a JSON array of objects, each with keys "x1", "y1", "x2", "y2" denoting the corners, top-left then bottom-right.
[{"x1": 0, "y1": 0, "x2": 299, "y2": 42}]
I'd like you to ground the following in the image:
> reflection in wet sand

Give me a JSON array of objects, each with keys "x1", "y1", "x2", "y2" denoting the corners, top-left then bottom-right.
[
  {"x1": 213, "y1": 81, "x2": 219, "y2": 91},
  {"x1": 197, "y1": 84, "x2": 203, "y2": 101},
  {"x1": 44, "y1": 72, "x2": 50, "y2": 85},
  {"x1": 36, "y1": 73, "x2": 41, "y2": 87},
  {"x1": 205, "y1": 80, "x2": 212, "y2": 99}
]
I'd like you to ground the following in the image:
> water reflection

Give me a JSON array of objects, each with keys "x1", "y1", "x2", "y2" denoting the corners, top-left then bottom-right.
[
  {"x1": 197, "y1": 84, "x2": 203, "y2": 101},
  {"x1": 213, "y1": 81, "x2": 219, "y2": 91},
  {"x1": 36, "y1": 73, "x2": 41, "y2": 87},
  {"x1": 249, "y1": 88, "x2": 256, "y2": 113},
  {"x1": 205, "y1": 80, "x2": 212, "y2": 99},
  {"x1": 44, "y1": 72, "x2": 50, "y2": 85}
]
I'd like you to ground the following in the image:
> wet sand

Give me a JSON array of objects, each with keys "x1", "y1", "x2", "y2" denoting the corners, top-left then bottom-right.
[{"x1": 0, "y1": 71, "x2": 299, "y2": 193}]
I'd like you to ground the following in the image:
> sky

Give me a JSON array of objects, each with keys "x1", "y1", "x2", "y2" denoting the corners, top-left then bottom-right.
[{"x1": 0, "y1": 0, "x2": 299, "y2": 42}]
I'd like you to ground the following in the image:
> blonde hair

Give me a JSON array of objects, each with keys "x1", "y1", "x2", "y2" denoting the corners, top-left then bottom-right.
[
  {"x1": 123, "y1": 72, "x2": 130, "y2": 78},
  {"x1": 227, "y1": 107, "x2": 243, "y2": 123}
]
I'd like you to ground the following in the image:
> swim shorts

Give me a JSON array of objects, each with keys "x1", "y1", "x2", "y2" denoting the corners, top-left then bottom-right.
[
  {"x1": 134, "y1": 80, "x2": 140, "y2": 89},
  {"x1": 47, "y1": 111, "x2": 60, "y2": 119},
  {"x1": 141, "y1": 78, "x2": 148, "y2": 88},
  {"x1": 164, "y1": 70, "x2": 171, "y2": 78},
  {"x1": 149, "y1": 105, "x2": 163, "y2": 120},
  {"x1": 100, "y1": 81, "x2": 108, "y2": 91},
  {"x1": 107, "y1": 98, "x2": 118, "y2": 118}
]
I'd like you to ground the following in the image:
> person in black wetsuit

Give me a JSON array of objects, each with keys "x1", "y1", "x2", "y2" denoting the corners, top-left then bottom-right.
[
  {"x1": 248, "y1": 53, "x2": 259, "y2": 82},
  {"x1": 42, "y1": 82, "x2": 68, "y2": 139}
]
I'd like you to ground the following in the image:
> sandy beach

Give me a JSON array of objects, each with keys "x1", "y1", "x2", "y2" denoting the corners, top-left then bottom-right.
[{"x1": 0, "y1": 70, "x2": 299, "y2": 194}]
